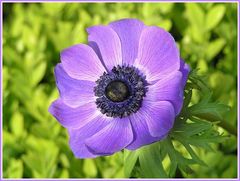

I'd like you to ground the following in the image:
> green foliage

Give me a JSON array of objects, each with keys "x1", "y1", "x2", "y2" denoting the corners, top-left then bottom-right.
[{"x1": 3, "y1": 2, "x2": 237, "y2": 179}]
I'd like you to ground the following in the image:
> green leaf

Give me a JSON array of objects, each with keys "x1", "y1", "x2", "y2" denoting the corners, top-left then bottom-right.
[
  {"x1": 188, "y1": 69, "x2": 210, "y2": 93},
  {"x1": 139, "y1": 143, "x2": 168, "y2": 178},
  {"x1": 173, "y1": 120, "x2": 212, "y2": 137},
  {"x1": 60, "y1": 154, "x2": 70, "y2": 168},
  {"x1": 161, "y1": 138, "x2": 195, "y2": 175},
  {"x1": 124, "y1": 150, "x2": 139, "y2": 177},
  {"x1": 59, "y1": 169, "x2": 69, "y2": 178},
  {"x1": 83, "y1": 159, "x2": 97, "y2": 177},
  {"x1": 176, "y1": 138, "x2": 207, "y2": 166},
  {"x1": 196, "y1": 59, "x2": 208, "y2": 74},
  {"x1": 185, "y1": 3, "x2": 204, "y2": 28},
  {"x1": 158, "y1": 20, "x2": 172, "y2": 31},
  {"x1": 30, "y1": 61, "x2": 47, "y2": 86},
  {"x1": 6, "y1": 159, "x2": 23, "y2": 178},
  {"x1": 10, "y1": 111, "x2": 24, "y2": 137},
  {"x1": 182, "y1": 89, "x2": 192, "y2": 112},
  {"x1": 209, "y1": 71, "x2": 234, "y2": 97},
  {"x1": 206, "y1": 38, "x2": 226, "y2": 61},
  {"x1": 188, "y1": 100, "x2": 230, "y2": 121},
  {"x1": 3, "y1": 67, "x2": 8, "y2": 91},
  {"x1": 172, "y1": 126, "x2": 227, "y2": 150},
  {"x1": 185, "y1": 3, "x2": 205, "y2": 43},
  {"x1": 158, "y1": 3, "x2": 174, "y2": 14},
  {"x1": 206, "y1": 5, "x2": 226, "y2": 31}
]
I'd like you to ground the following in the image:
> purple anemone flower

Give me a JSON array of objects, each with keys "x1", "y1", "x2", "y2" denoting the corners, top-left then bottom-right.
[{"x1": 49, "y1": 18, "x2": 190, "y2": 158}]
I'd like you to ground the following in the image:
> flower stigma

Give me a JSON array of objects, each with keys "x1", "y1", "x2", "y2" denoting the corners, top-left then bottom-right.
[{"x1": 105, "y1": 80, "x2": 130, "y2": 102}]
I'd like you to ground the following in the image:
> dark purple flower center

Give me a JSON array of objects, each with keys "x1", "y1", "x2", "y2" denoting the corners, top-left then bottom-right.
[
  {"x1": 94, "y1": 65, "x2": 147, "y2": 118},
  {"x1": 105, "y1": 80, "x2": 130, "y2": 102}
]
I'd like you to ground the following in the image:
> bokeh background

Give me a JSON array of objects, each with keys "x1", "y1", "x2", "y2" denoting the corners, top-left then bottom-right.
[{"x1": 2, "y1": 2, "x2": 237, "y2": 178}]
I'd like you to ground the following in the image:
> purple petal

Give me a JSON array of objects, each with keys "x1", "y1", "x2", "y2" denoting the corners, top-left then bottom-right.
[
  {"x1": 146, "y1": 71, "x2": 183, "y2": 115},
  {"x1": 85, "y1": 117, "x2": 133, "y2": 154},
  {"x1": 49, "y1": 99, "x2": 99, "y2": 129},
  {"x1": 61, "y1": 44, "x2": 106, "y2": 81},
  {"x1": 68, "y1": 115, "x2": 111, "y2": 158},
  {"x1": 126, "y1": 103, "x2": 165, "y2": 150},
  {"x1": 139, "y1": 100, "x2": 175, "y2": 137},
  {"x1": 134, "y1": 26, "x2": 180, "y2": 82},
  {"x1": 88, "y1": 41, "x2": 103, "y2": 64},
  {"x1": 109, "y1": 19, "x2": 145, "y2": 65},
  {"x1": 55, "y1": 64, "x2": 95, "y2": 108},
  {"x1": 180, "y1": 59, "x2": 190, "y2": 88},
  {"x1": 87, "y1": 25, "x2": 122, "y2": 71}
]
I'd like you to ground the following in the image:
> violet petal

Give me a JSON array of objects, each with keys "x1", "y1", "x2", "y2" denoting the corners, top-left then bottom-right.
[
  {"x1": 109, "y1": 18, "x2": 145, "y2": 65},
  {"x1": 85, "y1": 117, "x2": 133, "y2": 154},
  {"x1": 49, "y1": 99, "x2": 99, "y2": 129},
  {"x1": 61, "y1": 44, "x2": 106, "y2": 81},
  {"x1": 134, "y1": 26, "x2": 180, "y2": 82},
  {"x1": 55, "y1": 63, "x2": 95, "y2": 108},
  {"x1": 87, "y1": 25, "x2": 122, "y2": 71},
  {"x1": 146, "y1": 71, "x2": 183, "y2": 114},
  {"x1": 68, "y1": 115, "x2": 110, "y2": 158}
]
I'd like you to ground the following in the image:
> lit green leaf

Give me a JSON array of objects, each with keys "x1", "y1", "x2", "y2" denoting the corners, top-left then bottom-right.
[
  {"x1": 10, "y1": 111, "x2": 24, "y2": 137},
  {"x1": 30, "y1": 62, "x2": 47, "y2": 86},
  {"x1": 3, "y1": 67, "x2": 8, "y2": 90},
  {"x1": 60, "y1": 154, "x2": 70, "y2": 168},
  {"x1": 205, "y1": 38, "x2": 225, "y2": 61},
  {"x1": 185, "y1": 3, "x2": 206, "y2": 43},
  {"x1": 185, "y1": 3, "x2": 204, "y2": 28},
  {"x1": 158, "y1": 20, "x2": 172, "y2": 31},
  {"x1": 83, "y1": 159, "x2": 97, "y2": 177},
  {"x1": 59, "y1": 169, "x2": 69, "y2": 178},
  {"x1": 6, "y1": 159, "x2": 23, "y2": 178},
  {"x1": 158, "y1": 3, "x2": 174, "y2": 14},
  {"x1": 197, "y1": 59, "x2": 208, "y2": 74},
  {"x1": 42, "y1": 3, "x2": 65, "y2": 15},
  {"x1": 206, "y1": 5, "x2": 226, "y2": 31}
]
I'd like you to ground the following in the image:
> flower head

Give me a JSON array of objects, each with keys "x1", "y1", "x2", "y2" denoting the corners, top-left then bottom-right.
[{"x1": 49, "y1": 19, "x2": 190, "y2": 158}]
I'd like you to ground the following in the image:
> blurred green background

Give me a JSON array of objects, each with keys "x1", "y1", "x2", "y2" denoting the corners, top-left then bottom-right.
[{"x1": 2, "y1": 2, "x2": 237, "y2": 178}]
